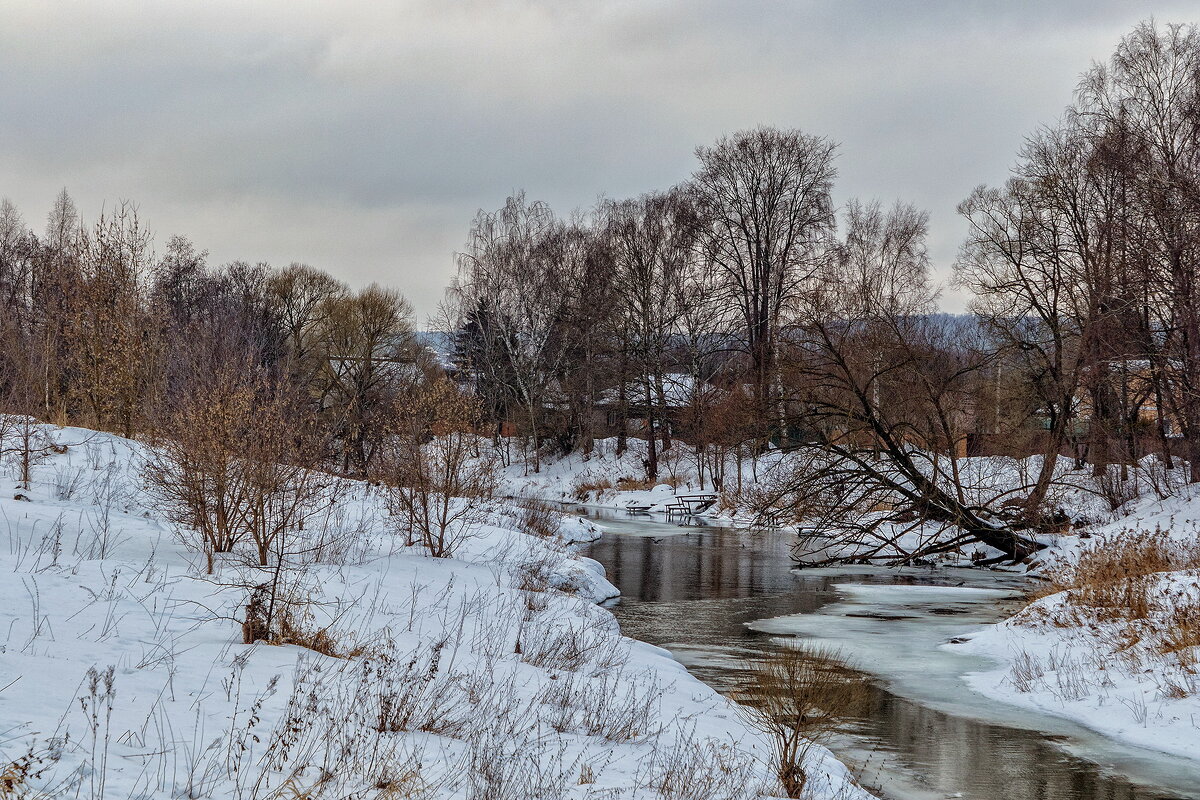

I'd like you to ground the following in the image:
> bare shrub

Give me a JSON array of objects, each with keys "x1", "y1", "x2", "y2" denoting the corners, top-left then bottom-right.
[
  {"x1": 52, "y1": 464, "x2": 86, "y2": 501},
  {"x1": 736, "y1": 644, "x2": 869, "y2": 798},
  {"x1": 512, "y1": 545, "x2": 562, "y2": 593},
  {"x1": 377, "y1": 379, "x2": 495, "y2": 558},
  {"x1": 369, "y1": 643, "x2": 472, "y2": 738},
  {"x1": 1095, "y1": 466, "x2": 1140, "y2": 512},
  {"x1": 514, "y1": 499, "x2": 562, "y2": 540},
  {"x1": 0, "y1": 415, "x2": 56, "y2": 491},
  {"x1": 241, "y1": 579, "x2": 365, "y2": 658},
  {"x1": 143, "y1": 365, "x2": 257, "y2": 572},
  {"x1": 145, "y1": 365, "x2": 328, "y2": 573},
  {"x1": 237, "y1": 392, "x2": 333, "y2": 568}
]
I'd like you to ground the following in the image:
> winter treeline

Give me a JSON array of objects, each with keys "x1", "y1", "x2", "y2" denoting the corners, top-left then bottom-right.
[
  {"x1": 4, "y1": 21, "x2": 1200, "y2": 563},
  {"x1": 0, "y1": 193, "x2": 440, "y2": 476},
  {"x1": 445, "y1": 22, "x2": 1200, "y2": 561}
]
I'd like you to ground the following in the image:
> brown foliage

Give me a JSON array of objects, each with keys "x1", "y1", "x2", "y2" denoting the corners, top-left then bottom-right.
[
  {"x1": 1030, "y1": 530, "x2": 1200, "y2": 668},
  {"x1": 144, "y1": 365, "x2": 326, "y2": 572}
]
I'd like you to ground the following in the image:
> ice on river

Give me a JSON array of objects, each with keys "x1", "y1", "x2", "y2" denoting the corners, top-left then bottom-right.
[
  {"x1": 747, "y1": 576, "x2": 1200, "y2": 794},
  {"x1": 748, "y1": 577, "x2": 1026, "y2": 714}
]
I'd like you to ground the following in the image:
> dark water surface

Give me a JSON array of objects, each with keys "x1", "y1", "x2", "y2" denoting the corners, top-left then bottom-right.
[{"x1": 581, "y1": 509, "x2": 1200, "y2": 800}]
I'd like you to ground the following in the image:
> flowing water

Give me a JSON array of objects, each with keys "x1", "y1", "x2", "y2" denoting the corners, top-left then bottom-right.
[{"x1": 580, "y1": 509, "x2": 1200, "y2": 800}]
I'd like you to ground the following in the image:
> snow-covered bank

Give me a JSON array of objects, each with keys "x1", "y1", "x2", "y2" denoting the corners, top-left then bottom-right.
[
  {"x1": 497, "y1": 437, "x2": 707, "y2": 509},
  {"x1": 946, "y1": 493, "x2": 1200, "y2": 765},
  {"x1": 0, "y1": 423, "x2": 871, "y2": 799},
  {"x1": 496, "y1": 437, "x2": 791, "y2": 527}
]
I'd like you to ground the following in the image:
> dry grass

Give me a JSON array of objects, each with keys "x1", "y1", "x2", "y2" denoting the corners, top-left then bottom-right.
[
  {"x1": 571, "y1": 473, "x2": 687, "y2": 501},
  {"x1": 1033, "y1": 529, "x2": 1200, "y2": 631},
  {"x1": 276, "y1": 616, "x2": 368, "y2": 659},
  {"x1": 513, "y1": 500, "x2": 562, "y2": 540},
  {"x1": 0, "y1": 746, "x2": 56, "y2": 799},
  {"x1": 1021, "y1": 528, "x2": 1200, "y2": 696},
  {"x1": 1, "y1": 757, "x2": 32, "y2": 798},
  {"x1": 571, "y1": 477, "x2": 614, "y2": 500},
  {"x1": 243, "y1": 584, "x2": 368, "y2": 659},
  {"x1": 638, "y1": 736, "x2": 765, "y2": 800},
  {"x1": 1160, "y1": 597, "x2": 1200, "y2": 655},
  {"x1": 1036, "y1": 528, "x2": 1200, "y2": 598}
]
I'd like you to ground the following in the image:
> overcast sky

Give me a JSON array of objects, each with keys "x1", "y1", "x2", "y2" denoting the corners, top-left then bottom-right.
[{"x1": 2, "y1": 1, "x2": 1195, "y2": 319}]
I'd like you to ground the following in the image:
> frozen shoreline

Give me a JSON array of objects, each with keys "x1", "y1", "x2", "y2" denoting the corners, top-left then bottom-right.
[{"x1": 747, "y1": 574, "x2": 1200, "y2": 794}]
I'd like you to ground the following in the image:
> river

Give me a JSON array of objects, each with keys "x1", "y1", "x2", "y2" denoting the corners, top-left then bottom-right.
[{"x1": 580, "y1": 508, "x2": 1200, "y2": 800}]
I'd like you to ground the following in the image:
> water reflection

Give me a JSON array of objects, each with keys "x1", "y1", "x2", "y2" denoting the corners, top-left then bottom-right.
[{"x1": 582, "y1": 509, "x2": 1198, "y2": 800}]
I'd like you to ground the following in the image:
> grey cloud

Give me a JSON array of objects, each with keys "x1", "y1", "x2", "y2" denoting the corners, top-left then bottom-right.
[{"x1": 2, "y1": 1, "x2": 1197, "y2": 317}]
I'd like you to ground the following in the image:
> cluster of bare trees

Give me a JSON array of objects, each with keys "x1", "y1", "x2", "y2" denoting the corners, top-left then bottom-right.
[
  {"x1": 0, "y1": 194, "x2": 433, "y2": 478},
  {"x1": 5, "y1": 19, "x2": 1199, "y2": 567},
  {"x1": 446, "y1": 21, "x2": 1200, "y2": 563},
  {"x1": 445, "y1": 127, "x2": 839, "y2": 479},
  {"x1": 959, "y1": 21, "x2": 1200, "y2": 496}
]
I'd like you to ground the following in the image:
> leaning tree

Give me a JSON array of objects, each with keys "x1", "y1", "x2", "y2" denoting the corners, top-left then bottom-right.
[{"x1": 762, "y1": 201, "x2": 1045, "y2": 565}]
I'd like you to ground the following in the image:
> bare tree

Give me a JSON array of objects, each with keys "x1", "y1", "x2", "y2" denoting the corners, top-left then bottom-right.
[
  {"x1": 1077, "y1": 21, "x2": 1200, "y2": 479},
  {"x1": 544, "y1": 213, "x2": 619, "y2": 456},
  {"x1": 144, "y1": 362, "x2": 260, "y2": 573},
  {"x1": 70, "y1": 202, "x2": 155, "y2": 436},
  {"x1": 446, "y1": 193, "x2": 572, "y2": 471},
  {"x1": 266, "y1": 262, "x2": 347, "y2": 382},
  {"x1": 313, "y1": 284, "x2": 417, "y2": 476},
  {"x1": 605, "y1": 190, "x2": 699, "y2": 479},
  {"x1": 690, "y1": 127, "x2": 838, "y2": 443},
  {"x1": 769, "y1": 201, "x2": 1044, "y2": 564}
]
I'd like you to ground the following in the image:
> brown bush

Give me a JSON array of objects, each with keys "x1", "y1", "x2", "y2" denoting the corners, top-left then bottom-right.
[
  {"x1": 736, "y1": 644, "x2": 869, "y2": 798},
  {"x1": 377, "y1": 378, "x2": 495, "y2": 558},
  {"x1": 571, "y1": 477, "x2": 613, "y2": 501}
]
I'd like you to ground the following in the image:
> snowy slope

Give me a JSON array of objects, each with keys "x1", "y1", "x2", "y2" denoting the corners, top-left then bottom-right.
[{"x1": 0, "y1": 422, "x2": 872, "y2": 799}]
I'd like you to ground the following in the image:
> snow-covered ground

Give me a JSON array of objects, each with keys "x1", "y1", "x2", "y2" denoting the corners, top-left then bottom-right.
[
  {"x1": 947, "y1": 491, "x2": 1200, "y2": 764},
  {"x1": 0, "y1": 422, "x2": 871, "y2": 799},
  {"x1": 496, "y1": 437, "x2": 721, "y2": 512}
]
